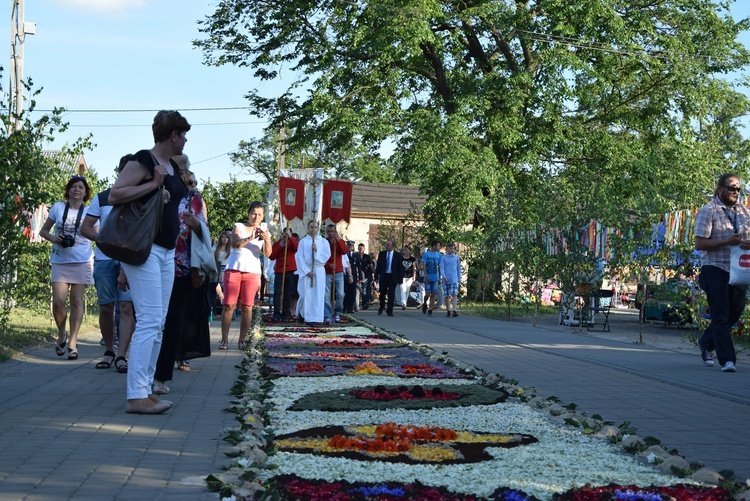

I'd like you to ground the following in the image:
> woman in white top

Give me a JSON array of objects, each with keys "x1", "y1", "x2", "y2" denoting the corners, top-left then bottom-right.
[
  {"x1": 38, "y1": 176, "x2": 94, "y2": 360},
  {"x1": 220, "y1": 201, "x2": 271, "y2": 350}
]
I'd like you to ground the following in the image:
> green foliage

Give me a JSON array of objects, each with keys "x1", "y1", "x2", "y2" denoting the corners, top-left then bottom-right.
[
  {"x1": 229, "y1": 131, "x2": 397, "y2": 184},
  {"x1": 196, "y1": 0, "x2": 750, "y2": 235},
  {"x1": 196, "y1": 0, "x2": 750, "y2": 300},
  {"x1": 0, "y1": 76, "x2": 96, "y2": 335},
  {"x1": 201, "y1": 176, "x2": 267, "y2": 239}
]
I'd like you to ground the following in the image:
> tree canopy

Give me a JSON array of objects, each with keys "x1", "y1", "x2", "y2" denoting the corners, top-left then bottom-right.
[{"x1": 196, "y1": 0, "x2": 750, "y2": 300}]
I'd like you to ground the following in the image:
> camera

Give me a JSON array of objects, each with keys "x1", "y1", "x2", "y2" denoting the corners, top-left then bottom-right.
[{"x1": 59, "y1": 234, "x2": 76, "y2": 248}]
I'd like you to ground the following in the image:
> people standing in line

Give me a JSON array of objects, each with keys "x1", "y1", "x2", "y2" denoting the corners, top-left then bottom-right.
[
  {"x1": 219, "y1": 201, "x2": 271, "y2": 351},
  {"x1": 421, "y1": 240, "x2": 443, "y2": 317},
  {"x1": 39, "y1": 176, "x2": 94, "y2": 361},
  {"x1": 269, "y1": 227, "x2": 298, "y2": 322},
  {"x1": 440, "y1": 242, "x2": 461, "y2": 317},
  {"x1": 80, "y1": 155, "x2": 136, "y2": 373},
  {"x1": 109, "y1": 109, "x2": 191, "y2": 414},
  {"x1": 295, "y1": 221, "x2": 331, "y2": 324},
  {"x1": 375, "y1": 239, "x2": 404, "y2": 316},
  {"x1": 152, "y1": 162, "x2": 207, "y2": 395},
  {"x1": 324, "y1": 224, "x2": 348, "y2": 323},
  {"x1": 694, "y1": 173, "x2": 750, "y2": 373},
  {"x1": 398, "y1": 245, "x2": 417, "y2": 310},
  {"x1": 344, "y1": 241, "x2": 362, "y2": 313},
  {"x1": 358, "y1": 244, "x2": 373, "y2": 309}
]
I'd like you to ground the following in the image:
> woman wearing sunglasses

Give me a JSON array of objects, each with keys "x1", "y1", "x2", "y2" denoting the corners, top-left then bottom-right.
[
  {"x1": 152, "y1": 162, "x2": 210, "y2": 395},
  {"x1": 109, "y1": 110, "x2": 190, "y2": 414},
  {"x1": 39, "y1": 175, "x2": 94, "y2": 361}
]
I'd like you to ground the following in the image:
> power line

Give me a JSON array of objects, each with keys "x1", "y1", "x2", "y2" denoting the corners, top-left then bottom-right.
[
  {"x1": 33, "y1": 106, "x2": 254, "y2": 113},
  {"x1": 65, "y1": 121, "x2": 267, "y2": 128},
  {"x1": 192, "y1": 149, "x2": 241, "y2": 165}
]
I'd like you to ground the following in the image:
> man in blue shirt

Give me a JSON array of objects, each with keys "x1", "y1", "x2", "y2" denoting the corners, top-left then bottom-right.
[{"x1": 421, "y1": 240, "x2": 442, "y2": 317}]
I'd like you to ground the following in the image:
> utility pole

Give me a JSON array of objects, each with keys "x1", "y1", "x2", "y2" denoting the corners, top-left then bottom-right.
[
  {"x1": 9, "y1": 0, "x2": 35, "y2": 130},
  {"x1": 276, "y1": 124, "x2": 286, "y2": 176}
]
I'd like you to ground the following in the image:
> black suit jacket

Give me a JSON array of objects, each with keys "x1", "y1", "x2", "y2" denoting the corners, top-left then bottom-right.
[
  {"x1": 374, "y1": 250, "x2": 404, "y2": 283},
  {"x1": 348, "y1": 251, "x2": 363, "y2": 281}
]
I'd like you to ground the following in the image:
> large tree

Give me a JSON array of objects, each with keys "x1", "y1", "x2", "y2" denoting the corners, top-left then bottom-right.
[
  {"x1": 195, "y1": 0, "x2": 750, "y2": 237},
  {"x1": 230, "y1": 132, "x2": 397, "y2": 184}
]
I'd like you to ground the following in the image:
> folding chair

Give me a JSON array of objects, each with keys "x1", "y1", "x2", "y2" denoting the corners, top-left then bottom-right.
[{"x1": 589, "y1": 289, "x2": 614, "y2": 332}]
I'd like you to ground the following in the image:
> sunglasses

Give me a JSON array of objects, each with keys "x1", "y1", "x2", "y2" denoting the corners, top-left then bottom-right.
[
  {"x1": 71, "y1": 175, "x2": 86, "y2": 181},
  {"x1": 723, "y1": 185, "x2": 741, "y2": 193},
  {"x1": 188, "y1": 180, "x2": 197, "y2": 187}
]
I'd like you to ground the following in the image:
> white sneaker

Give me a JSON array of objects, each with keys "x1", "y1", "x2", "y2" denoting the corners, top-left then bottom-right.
[
  {"x1": 152, "y1": 380, "x2": 170, "y2": 394},
  {"x1": 721, "y1": 361, "x2": 736, "y2": 373}
]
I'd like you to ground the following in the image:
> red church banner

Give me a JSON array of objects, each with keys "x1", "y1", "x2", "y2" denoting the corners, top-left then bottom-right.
[
  {"x1": 322, "y1": 179, "x2": 353, "y2": 224},
  {"x1": 278, "y1": 176, "x2": 305, "y2": 221}
]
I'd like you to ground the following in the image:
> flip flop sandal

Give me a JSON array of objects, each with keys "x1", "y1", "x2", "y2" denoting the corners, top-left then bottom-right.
[
  {"x1": 114, "y1": 356, "x2": 128, "y2": 373},
  {"x1": 218, "y1": 341, "x2": 228, "y2": 350},
  {"x1": 95, "y1": 351, "x2": 116, "y2": 369},
  {"x1": 67, "y1": 348, "x2": 78, "y2": 360},
  {"x1": 55, "y1": 332, "x2": 68, "y2": 357},
  {"x1": 177, "y1": 361, "x2": 190, "y2": 371}
]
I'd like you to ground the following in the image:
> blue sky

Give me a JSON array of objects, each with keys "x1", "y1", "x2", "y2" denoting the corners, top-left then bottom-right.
[
  {"x1": 2, "y1": 0, "x2": 292, "y2": 184},
  {"x1": 2, "y1": 1, "x2": 750, "y2": 185}
]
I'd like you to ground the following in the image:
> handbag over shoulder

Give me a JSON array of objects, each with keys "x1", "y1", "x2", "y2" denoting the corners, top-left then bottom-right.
[{"x1": 95, "y1": 154, "x2": 165, "y2": 266}]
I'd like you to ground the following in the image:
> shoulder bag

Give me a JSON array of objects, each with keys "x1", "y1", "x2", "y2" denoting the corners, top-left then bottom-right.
[{"x1": 96, "y1": 155, "x2": 165, "y2": 265}]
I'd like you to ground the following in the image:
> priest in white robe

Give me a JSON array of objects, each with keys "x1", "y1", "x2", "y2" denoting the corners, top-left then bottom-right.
[{"x1": 295, "y1": 221, "x2": 330, "y2": 323}]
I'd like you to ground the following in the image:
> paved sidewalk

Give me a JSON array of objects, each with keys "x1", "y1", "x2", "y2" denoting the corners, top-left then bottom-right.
[
  {"x1": 356, "y1": 306, "x2": 750, "y2": 483},
  {"x1": 1, "y1": 306, "x2": 749, "y2": 500},
  {"x1": 0, "y1": 319, "x2": 246, "y2": 501}
]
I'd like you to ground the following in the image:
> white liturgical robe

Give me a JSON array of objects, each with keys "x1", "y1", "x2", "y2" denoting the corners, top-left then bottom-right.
[{"x1": 295, "y1": 234, "x2": 331, "y2": 323}]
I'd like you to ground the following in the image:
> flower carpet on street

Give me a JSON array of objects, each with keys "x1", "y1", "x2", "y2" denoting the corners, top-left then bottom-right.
[{"x1": 207, "y1": 317, "x2": 737, "y2": 500}]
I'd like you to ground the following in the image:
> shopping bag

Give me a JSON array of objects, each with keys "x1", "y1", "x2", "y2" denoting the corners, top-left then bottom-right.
[{"x1": 728, "y1": 245, "x2": 750, "y2": 285}]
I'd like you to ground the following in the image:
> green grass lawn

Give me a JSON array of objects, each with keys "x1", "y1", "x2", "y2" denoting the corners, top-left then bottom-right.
[
  {"x1": 460, "y1": 300, "x2": 559, "y2": 321},
  {"x1": 0, "y1": 306, "x2": 100, "y2": 363}
]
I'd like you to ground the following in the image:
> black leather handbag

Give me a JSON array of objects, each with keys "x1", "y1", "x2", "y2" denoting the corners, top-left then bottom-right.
[{"x1": 96, "y1": 187, "x2": 164, "y2": 265}]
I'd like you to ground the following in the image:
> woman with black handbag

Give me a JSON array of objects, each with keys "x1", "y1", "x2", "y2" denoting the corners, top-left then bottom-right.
[
  {"x1": 109, "y1": 110, "x2": 191, "y2": 415},
  {"x1": 39, "y1": 176, "x2": 94, "y2": 361}
]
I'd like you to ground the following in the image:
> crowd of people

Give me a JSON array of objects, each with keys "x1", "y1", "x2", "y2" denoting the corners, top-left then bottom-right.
[
  {"x1": 39, "y1": 110, "x2": 470, "y2": 415},
  {"x1": 47, "y1": 114, "x2": 746, "y2": 421}
]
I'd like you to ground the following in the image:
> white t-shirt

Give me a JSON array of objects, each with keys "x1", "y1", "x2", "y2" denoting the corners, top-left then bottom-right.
[
  {"x1": 86, "y1": 193, "x2": 113, "y2": 261},
  {"x1": 48, "y1": 201, "x2": 93, "y2": 264},
  {"x1": 225, "y1": 222, "x2": 263, "y2": 274}
]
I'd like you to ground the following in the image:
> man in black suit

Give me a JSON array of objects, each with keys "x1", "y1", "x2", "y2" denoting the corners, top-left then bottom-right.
[
  {"x1": 374, "y1": 239, "x2": 404, "y2": 316},
  {"x1": 343, "y1": 241, "x2": 362, "y2": 313}
]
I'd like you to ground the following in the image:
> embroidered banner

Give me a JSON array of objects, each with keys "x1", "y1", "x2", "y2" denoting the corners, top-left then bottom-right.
[
  {"x1": 322, "y1": 179, "x2": 353, "y2": 223},
  {"x1": 278, "y1": 177, "x2": 305, "y2": 221}
]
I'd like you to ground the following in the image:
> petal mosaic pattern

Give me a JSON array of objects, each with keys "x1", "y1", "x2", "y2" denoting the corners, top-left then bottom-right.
[{"x1": 208, "y1": 316, "x2": 735, "y2": 501}]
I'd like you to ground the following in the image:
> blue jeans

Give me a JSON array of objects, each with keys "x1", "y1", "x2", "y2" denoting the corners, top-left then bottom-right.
[
  {"x1": 324, "y1": 272, "x2": 344, "y2": 320},
  {"x1": 699, "y1": 265, "x2": 745, "y2": 365},
  {"x1": 93, "y1": 259, "x2": 132, "y2": 304}
]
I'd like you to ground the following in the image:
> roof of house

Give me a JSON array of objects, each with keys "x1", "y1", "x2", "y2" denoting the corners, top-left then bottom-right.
[
  {"x1": 351, "y1": 182, "x2": 425, "y2": 219},
  {"x1": 42, "y1": 150, "x2": 89, "y2": 174}
]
